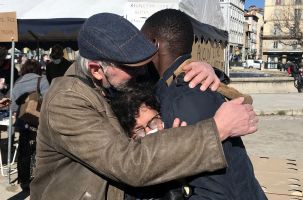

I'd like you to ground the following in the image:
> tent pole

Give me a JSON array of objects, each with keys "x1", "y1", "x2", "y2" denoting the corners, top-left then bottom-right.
[
  {"x1": 28, "y1": 31, "x2": 40, "y2": 61},
  {"x1": 7, "y1": 39, "x2": 15, "y2": 184},
  {"x1": 37, "y1": 40, "x2": 40, "y2": 62}
]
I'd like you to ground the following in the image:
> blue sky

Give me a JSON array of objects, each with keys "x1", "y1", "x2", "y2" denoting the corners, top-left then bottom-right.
[{"x1": 245, "y1": 0, "x2": 264, "y2": 9}]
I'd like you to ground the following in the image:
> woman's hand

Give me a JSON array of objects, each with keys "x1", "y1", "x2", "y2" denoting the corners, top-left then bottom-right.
[{"x1": 172, "y1": 118, "x2": 187, "y2": 128}]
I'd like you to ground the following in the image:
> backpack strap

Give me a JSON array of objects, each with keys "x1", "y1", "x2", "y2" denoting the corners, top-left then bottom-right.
[
  {"x1": 166, "y1": 59, "x2": 253, "y2": 105},
  {"x1": 36, "y1": 76, "x2": 42, "y2": 96}
]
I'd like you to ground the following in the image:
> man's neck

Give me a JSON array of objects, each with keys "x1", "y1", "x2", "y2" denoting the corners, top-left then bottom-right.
[{"x1": 158, "y1": 54, "x2": 176, "y2": 77}]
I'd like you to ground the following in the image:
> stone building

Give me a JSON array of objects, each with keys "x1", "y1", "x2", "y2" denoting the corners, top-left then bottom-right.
[
  {"x1": 219, "y1": 0, "x2": 245, "y2": 61},
  {"x1": 243, "y1": 6, "x2": 264, "y2": 60},
  {"x1": 263, "y1": 0, "x2": 303, "y2": 68}
]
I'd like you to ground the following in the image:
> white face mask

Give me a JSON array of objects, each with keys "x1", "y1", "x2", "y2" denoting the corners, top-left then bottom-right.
[
  {"x1": 146, "y1": 122, "x2": 165, "y2": 135},
  {"x1": 52, "y1": 58, "x2": 61, "y2": 64}
]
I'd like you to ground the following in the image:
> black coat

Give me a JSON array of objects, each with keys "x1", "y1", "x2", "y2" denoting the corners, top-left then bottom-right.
[
  {"x1": 45, "y1": 57, "x2": 72, "y2": 84},
  {"x1": 155, "y1": 55, "x2": 267, "y2": 200}
]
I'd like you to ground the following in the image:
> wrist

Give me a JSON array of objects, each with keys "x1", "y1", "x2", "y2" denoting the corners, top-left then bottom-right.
[{"x1": 214, "y1": 116, "x2": 228, "y2": 141}]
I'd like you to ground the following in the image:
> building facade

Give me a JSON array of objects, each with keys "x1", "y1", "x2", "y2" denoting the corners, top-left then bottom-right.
[
  {"x1": 263, "y1": 0, "x2": 303, "y2": 68},
  {"x1": 220, "y1": 0, "x2": 245, "y2": 61},
  {"x1": 243, "y1": 6, "x2": 264, "y2": 60}
]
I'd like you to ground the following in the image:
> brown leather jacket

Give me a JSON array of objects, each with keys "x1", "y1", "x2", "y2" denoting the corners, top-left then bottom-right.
[{"x1": 30, "y1": 63, "x2": 227, "y2": 200}]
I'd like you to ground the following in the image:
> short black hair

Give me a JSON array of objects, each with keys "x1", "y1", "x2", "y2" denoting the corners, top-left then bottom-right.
[
  {"x1": 110, "y1": 81, "x2": 160, "y2": 136},
  {"x1": 50, "y1": 44, "x2": 64, "y2": 59},
  {"x1": 142, "y1": 9, "x2": 194, "y2": 58}
]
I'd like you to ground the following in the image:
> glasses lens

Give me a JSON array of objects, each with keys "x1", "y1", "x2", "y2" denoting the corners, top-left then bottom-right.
[
  {"x1": 148, "y1": 115, "x2": 161, "y2": 130},
  {"x1": 133, "y1": 128, "x2": 146, "y2": 139}
]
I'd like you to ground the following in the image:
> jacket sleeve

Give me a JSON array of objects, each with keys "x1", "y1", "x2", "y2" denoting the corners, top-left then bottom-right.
[{"x1": 47, "y1": 89, "x2": 227, "y2": 187}]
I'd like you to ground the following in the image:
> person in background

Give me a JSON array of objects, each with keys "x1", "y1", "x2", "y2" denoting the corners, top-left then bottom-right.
[
  {"x1": 10, "y1": 59, "x2": 49, "y2": 191},
  {"x1": 45, "y1": 44, "x2": 72, "y2": 84},
  {"x1": 141, "y1": 9, "x2": 265, "y2": 200},
  {"x1": 0, "y1": 47, "x2": 19, "y2": 98},
  {"x1": 39, "y1": 53, "x2": 50, "y2": 73},
  {"x1": 21, "y1": 54, "x2": 28, "y2": 65}
]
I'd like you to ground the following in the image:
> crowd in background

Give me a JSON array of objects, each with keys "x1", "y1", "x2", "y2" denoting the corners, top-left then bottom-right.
[{"x1": 0, "y1": 44, "x2": 73, "y2": 190}]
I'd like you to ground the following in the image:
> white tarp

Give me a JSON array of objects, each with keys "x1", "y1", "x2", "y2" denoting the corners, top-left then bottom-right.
[
  {"x1": 179, "y1": 0, "x2": 225, "y2": 30},
  {"x1": 0, "y1": 0, "x2": 125, "y2": 19},
  {"x1": 0, "y1": 0, "x2": 225, "y2": 30}
]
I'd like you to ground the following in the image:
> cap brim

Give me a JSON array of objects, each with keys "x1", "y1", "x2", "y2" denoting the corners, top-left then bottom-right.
[
  {"x1": 122, "y1": 46, "x2": 158, "y2": 67},
  {"x1": 123, "y1": 55, "x2": 154, "y2": 67}
]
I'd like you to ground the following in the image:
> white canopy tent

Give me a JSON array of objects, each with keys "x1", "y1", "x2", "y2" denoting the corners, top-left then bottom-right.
[
  {"x1": 0, "y1": 0, "x2": 227, "y2": 50},
  {"x1": 0, "y1": 0, "x2": 225, "y2": 30}
]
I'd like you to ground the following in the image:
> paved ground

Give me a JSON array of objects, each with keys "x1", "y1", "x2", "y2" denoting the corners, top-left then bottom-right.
[
  {"x1": 0, "y1": 92, "x2": 302, "y2": 200},
  {"x1": 243, "y1": 115, "x2": 303, "y2": 160},
  {"x1": 252, "y1": 93, "x2": 303, "y2": 116}
]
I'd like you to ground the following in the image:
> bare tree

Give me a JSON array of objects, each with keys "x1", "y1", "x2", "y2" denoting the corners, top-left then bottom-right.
[{"x1": 271, "y1": 2, "x2": 303, "y2": 47}]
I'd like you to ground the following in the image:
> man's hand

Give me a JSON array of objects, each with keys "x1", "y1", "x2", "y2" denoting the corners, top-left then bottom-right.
[
  {"x1": 182, "y1": 61, "x2": 220, "y2": 91},
  {"x1": 0, "y1": 98, "x2": 11, "y2": 108},
  {"x1": 214, "y1": 97, "x2": 258, "y2": 141}
]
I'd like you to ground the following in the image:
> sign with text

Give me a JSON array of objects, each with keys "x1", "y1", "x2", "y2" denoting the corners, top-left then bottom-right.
[
  {"x1": 124, "y1": 1, "x2": 178, "y2": 29},
  {"x1": 192, "y1": 39, "x2": 225, "y2": 71},
  {"x1": 0, "y1": 12, "x2": 18, "y2": 42}
]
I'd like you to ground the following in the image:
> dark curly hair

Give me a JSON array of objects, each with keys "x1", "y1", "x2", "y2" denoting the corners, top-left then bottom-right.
[{"x1": 110, "y1": 81, "x2": 160, "y2": 137}]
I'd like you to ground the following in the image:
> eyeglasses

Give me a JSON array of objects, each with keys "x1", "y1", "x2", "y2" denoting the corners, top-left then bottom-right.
[{"x1": 132, "y1": 113, "x2": 162, "y2": 139}]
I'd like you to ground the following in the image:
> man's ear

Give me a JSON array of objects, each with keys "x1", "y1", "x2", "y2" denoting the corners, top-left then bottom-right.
[{"x1": 88, "y1": 62, "x2": 103, "y2": 80}]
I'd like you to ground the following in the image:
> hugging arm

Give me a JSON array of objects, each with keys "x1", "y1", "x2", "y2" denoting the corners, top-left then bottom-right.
[
  {"x1": 182, "y1": 61, "x2": 221, "y2": 91},
  {"x1": 48, "y1": 90, "x2": 227, "y2": 187}
]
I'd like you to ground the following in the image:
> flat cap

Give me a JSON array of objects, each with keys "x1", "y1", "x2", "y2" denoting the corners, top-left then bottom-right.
[{"x1": 78, "y1": 13, "x2": 157, "y2": 67}]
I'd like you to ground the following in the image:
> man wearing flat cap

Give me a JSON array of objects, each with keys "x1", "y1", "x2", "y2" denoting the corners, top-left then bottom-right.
[{"x1": 30, "y1": 13, "x2": 257, "y2": 200}]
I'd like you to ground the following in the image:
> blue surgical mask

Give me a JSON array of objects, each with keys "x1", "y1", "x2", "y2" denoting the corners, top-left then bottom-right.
[{"x1": 52, "y1": 58, "x2": 61, "y2": 64}]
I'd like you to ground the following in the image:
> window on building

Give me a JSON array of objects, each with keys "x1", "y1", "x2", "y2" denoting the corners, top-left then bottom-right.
[
  {"x1": 295, "y1": 9, "x2": 302, "y2": 20},
  {"x1": 273, "y1": 41, "x2": 279, "y2": 48},
  {"x1": 274, "y1": 8, "x2": 280, "y2": 16},
  {"x1": 295, "y1": 0, "x2": 302, "y2": 5},
  {"x1": 273, "y1": 24, "x2": 279, "y2": 35},
  {"x1": 275, "y1": 0, "x2": 281, "y2": 5}
]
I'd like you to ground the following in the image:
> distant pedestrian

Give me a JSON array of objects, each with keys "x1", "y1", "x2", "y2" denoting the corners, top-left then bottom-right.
[
  {"x1": 0, "y1": 47, "x2": 19, "y2": 98},
  {"x1": 39, "y1": 54, "x2": 50, "y2": 73},
  {"x1": 11, "y1": 59, "x2": 49, "y2": 190},
  {"x1": 46, "y1": 44, "x2": 72, "y2": 84}
]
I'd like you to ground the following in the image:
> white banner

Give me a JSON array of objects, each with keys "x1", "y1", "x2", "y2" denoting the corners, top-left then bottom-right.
[{"x1": 124, "y1": 1, "x2": 178, "y2": 29}]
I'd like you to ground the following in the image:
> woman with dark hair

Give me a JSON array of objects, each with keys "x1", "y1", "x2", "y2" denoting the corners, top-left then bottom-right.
[
  {"x1": 110, "y1": 81, "x2": 187, "y2": 200},
  {"x1": 11, "y1": 59, "x2": 48, "y2": 113},
  {"x1": 9, "y1": 59, "x2": 49, "y2": 190},
  {"x1": 110, "y1": 81, "x2": 162, "y2": 139}
]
